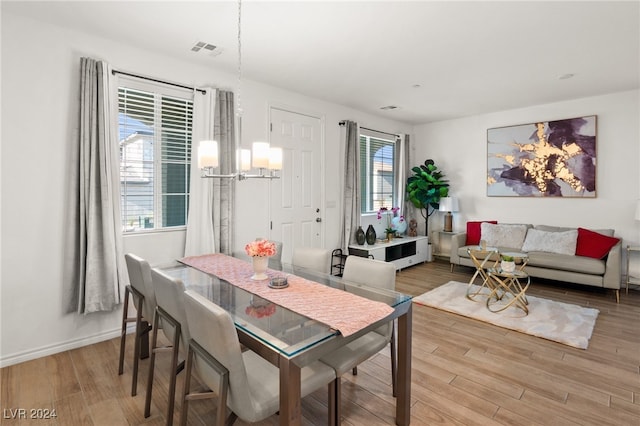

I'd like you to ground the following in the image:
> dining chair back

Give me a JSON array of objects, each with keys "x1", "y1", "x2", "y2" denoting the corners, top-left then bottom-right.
[
  {"x1": 144, "y1": 268, "x2": 191, "y2": 425},
  {"x1": 125, "y1": 253, "x2": 158, "y2": 321},
  {"x1": 292, "y1": 247, "x2": 332, "y2": 274},
  {"x1": 320, "y1": 255, "x2": 397, "y2": 420},
  {"x1": 119, "y1": 253, "x2": 156, "y2": 396},
  {"x1": 268, "y1": 240, "x2": 283, "y2": 270},
  {"x1": 180, "y1": 290, "x2": 337, "y2": 425},
  {"x1": 343, "y1": 255, "x2": 395, "y2": 335},
  {"x1": 342, "y1": 255, "x2": 396, "y2": 289}
]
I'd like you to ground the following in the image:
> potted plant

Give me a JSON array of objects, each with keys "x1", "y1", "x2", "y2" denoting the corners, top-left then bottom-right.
[
  {"x1": 406, "y1": 159, "x2": 449, "y2": 235},
  {"x1": 378, "y1": 206, "x2": 400, "y2": 241},
  {"x1": 500, "y1": 255, "x2": 516, "y2": 273}
]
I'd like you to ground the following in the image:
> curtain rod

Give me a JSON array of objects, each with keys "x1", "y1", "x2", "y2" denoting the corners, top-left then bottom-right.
[
  {"x1": 111, "y1": 69, "x2": 207, "y2": 94},
  {"x1": 338, "y1": 121, "x2": 399, "y2": 138}
]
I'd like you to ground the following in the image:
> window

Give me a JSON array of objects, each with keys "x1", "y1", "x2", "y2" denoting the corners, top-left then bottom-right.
[
  {"x1": 360, "y1": 131, "x2": 396, "y2": 213},
  {"x1": 118, "y1": 80, "x2": 194, "y2": 232}
]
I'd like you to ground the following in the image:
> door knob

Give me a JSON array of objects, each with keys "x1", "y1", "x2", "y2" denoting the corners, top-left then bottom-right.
[{"x1": 316, "y1": 217, "x2": 322, "y2": 223}]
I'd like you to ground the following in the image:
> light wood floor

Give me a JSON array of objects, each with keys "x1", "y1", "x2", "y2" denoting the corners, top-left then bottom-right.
[{"x1": 2, "y1": 259, "x2": 639, "y2": 425}]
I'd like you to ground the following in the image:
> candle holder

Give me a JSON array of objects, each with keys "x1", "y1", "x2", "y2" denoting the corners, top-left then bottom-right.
[{"x1": 269, "y1": 276, "x2": 288, "y2": 289}]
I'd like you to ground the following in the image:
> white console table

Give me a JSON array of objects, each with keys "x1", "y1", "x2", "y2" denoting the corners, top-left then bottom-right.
[{"x1": 348, "y1": 236, "x2": 429, "y2": 270}]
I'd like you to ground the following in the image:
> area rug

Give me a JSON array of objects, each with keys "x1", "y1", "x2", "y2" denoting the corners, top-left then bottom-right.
[{"x1": 413, "y1": 281, "x2": 599, "y2": 349}]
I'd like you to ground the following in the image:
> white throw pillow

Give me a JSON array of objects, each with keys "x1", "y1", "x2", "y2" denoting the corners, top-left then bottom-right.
[
  {"x1": 521, "y1": 229, "x2": 578, "y2": 255},
  {"x1": 480, "y1": 223, "x2": 528, "y2": 249}
]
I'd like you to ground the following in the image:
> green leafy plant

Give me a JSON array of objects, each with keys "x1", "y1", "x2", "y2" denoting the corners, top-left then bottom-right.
[
  {"x1": 406, "y1": 159, "x2": 449, "y2": 235},
  {"x1": 501, "y1": 255, "x2": 515, "y2": 262}
]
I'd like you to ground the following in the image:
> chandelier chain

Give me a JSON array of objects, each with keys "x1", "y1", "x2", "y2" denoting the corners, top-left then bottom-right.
[{"x1": 237, "y1": 0, "x2": 243, "y2": 117}]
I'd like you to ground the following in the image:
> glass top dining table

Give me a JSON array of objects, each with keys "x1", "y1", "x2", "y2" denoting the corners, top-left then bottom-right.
[{"x1": 160, "y1": 257, "x2": 413, "y2": 426}]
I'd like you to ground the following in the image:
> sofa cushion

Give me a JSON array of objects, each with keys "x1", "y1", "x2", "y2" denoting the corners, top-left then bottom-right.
[
  {"x1": 536, "y1": 224, "x2": 614, "y2": 237},
  {"x1": 527, "y1": 251, "x2": 606, "y2": 275},
  {"x1": 466, "y1": 220, "x2": 497, "y2": 245},
  {"x1": 521, "y1": 229, "x2": 578, "y2": 255},
  {"x1": 457, "y1": 245, "x2": 607, "y2": 275},
  {"x1": 534, "y1": 225, "x2": 576, "y2": 233},
  {"x1": 480, "y1": 223, "x2": 528, "y2": 250},
  {"x1": 575, "y1": 227, "x2": 620, "y2": 259}
]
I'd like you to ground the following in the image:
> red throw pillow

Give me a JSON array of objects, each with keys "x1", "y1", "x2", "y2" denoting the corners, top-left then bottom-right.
[
  {"x1": 466, "y1": 220, "x2": 498, "y2": 245},
  {"x1": 575, "y1": 227, "x2": 620, "y2": 259}
]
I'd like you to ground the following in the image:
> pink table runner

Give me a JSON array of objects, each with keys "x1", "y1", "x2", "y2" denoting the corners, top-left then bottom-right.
[{"x1": 180, "y1": 253, "x2": 394, "y2": 337}]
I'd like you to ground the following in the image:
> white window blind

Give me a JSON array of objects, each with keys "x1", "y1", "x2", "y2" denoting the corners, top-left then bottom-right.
[
  {"x1": 360, "y1": 130, "x2": 396, "y2": 213},
  {"x1": 118, "y1": 82, "x2": 193, "y2": 232}
]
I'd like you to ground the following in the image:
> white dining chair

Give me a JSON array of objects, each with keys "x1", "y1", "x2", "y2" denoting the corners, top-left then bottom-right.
[
  {"x1": 145, "y1": 268, "x2": 191, "y2": 426},
  {"x1": 292, "y1": 247, "x2": 332, "y2": 274},
  {"x1": 319, "y1": 255, "x2": 397, "y2": 420},
  {"x1": 119, "y1": 253, "x2": 157, "y2": 396},
  {"x1": 179, "y1": 290, "x2": 338, "y2": 425},
  {"x1": 268, "y1": 240, "x2": 283, "y2": 270}
]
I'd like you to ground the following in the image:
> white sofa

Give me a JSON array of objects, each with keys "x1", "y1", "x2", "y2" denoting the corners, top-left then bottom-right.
[{"x1": 450, "y1": 223, "x2": 622, "y2": 302}]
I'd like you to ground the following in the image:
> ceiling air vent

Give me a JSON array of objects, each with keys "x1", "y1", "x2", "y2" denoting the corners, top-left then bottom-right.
[{"x1": 191, "y1": 42, "x2": 223, "y2": 57}]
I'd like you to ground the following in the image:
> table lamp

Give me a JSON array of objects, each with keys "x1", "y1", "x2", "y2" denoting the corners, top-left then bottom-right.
[{"x1": 439, "y1": 197, "x2": 459, "y2": 232}]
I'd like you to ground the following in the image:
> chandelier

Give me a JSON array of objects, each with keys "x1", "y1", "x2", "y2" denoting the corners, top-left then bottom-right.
[{"x1": 198, "y1": 0, "x2": 281, "y2": 180}]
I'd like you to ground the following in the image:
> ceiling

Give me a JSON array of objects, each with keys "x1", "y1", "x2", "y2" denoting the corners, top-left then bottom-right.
[{"x1": 4, "y1": 1, "x2": 640, "y2": 124}]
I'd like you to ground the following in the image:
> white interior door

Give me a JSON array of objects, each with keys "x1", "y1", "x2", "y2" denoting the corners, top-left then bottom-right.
[{"x1": 269, "y1": 107, "x2": 323, "y2": 264}]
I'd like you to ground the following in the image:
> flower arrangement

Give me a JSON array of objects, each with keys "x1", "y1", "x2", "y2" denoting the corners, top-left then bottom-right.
[
  {"x1": 245, "y1": 302, "x2": 276, "y2": 318},
  {"x1": 245, "y1": 239, "x2": 277, "y2": 257},
  {"x1": 377, "y1": 206, "x2": 403, "y2": 234}
]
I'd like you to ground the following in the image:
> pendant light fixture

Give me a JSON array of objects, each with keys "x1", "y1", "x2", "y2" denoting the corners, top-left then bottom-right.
[{"x1": 198, "y1": 0, "x2": 281, "y2": 180}]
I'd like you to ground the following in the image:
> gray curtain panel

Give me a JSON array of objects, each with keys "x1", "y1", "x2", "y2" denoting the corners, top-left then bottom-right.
[
  {"x1": 399, "y1": 134, "x2": 411, "y2": 221},
  {"x1": 184, "y1": 89, "x2": 235, "y2": 257},
  {"x1": 340, "y1": 120, "x2": 361, "y2": 253},
  {"x1": 63, "y1": 57, "x2": 124, "y2": 314},
  {"x1": 213, "y1": 90, "x2": 236, "y2": 255}
]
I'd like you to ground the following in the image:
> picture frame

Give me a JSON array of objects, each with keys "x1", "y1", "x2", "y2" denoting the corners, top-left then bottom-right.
[{"x1": 487, "y1": 115, "x2": 597, "y2": 197}]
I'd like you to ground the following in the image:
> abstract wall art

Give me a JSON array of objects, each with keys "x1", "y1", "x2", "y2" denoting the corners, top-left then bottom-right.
[{"x1": 487, "y1": 115, "x2": 596, "y2": 197}]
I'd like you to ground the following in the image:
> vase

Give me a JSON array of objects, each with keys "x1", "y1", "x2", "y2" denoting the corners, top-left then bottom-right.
[
  {"x1": 251, "y1": 256, "x2": 269, "y2": 280},
  {"x1": 501, "y1": 260, "x2": 516, "y2": 273},
  {"x1": 391, "y1": 216, "x2": 407, "y2": 235},
  {"x1": 365, "y1": 224, "x2": 376, "y2": 245},
  {"x1": 386, "y1": 231, "x2": 395, "y2": 242},
  {"x1": 355, "y1": 226, "x2": 365, "y2": 245}
]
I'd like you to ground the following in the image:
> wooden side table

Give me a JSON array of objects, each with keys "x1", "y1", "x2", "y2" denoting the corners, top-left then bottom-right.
[{"x1": 625, "y1": 245, "x2": 640, "y2": 294}]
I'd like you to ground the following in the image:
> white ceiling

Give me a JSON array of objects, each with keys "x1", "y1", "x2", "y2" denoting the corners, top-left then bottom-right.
[{"x1": 4, "y1": 1, "x2": 640, "y2": 124}]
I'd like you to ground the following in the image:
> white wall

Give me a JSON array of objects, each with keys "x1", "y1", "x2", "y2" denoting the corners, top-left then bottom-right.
[
  {"x1": 412, "y1": 90, "x2": 640, "y2": 252},
  {"x1": 4, "y1": 8, "x2": 636, "y2": 367},
  {"x1": 0, "y1": 11, "x2": 411, "y2": 366}
]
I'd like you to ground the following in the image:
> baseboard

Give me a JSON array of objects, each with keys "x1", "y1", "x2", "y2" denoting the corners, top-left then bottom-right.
[{"x1": 0, "y1": 326, "x2": 132, "y2": 368}]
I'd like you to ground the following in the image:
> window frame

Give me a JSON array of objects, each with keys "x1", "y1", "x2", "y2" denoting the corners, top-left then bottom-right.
[
  {"x1": 117, "y1": 76, "x2": 194, "y2": 234},
  {"x1": 359, "y1": 129, "x2": 398, "y2": 215}
]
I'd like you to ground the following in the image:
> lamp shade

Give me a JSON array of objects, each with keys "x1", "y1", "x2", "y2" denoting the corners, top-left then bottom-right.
[
  {"x1": 635, "y1": 200, "x2": 640, "y2": 221},
  {"x1": 252, "y1": 142, "x2": 270, "y2": 168},
  {"x1": 439, "y1": 197, "x2": 459, "y2": 212},
  {"x1": 198, "y1": 140, "x2": 219, "y2": 168},
  {"x1": 237, "y1": 148, "x2": 251, "y2": 172},
  {"x1": 269, "y1": 147, "x2": 283, "y2": 170}
]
